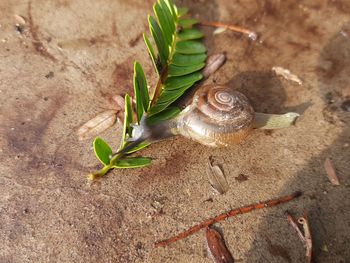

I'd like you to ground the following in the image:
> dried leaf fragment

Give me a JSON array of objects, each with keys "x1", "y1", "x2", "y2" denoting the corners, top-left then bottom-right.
[
  {"x1": 213, "y1": 27, "x2": 227, "y2": 35},
  {"x1": 206, "y1": 227, "x2": 234, "y2": 263},
  {"x1": 77, "y1": 110, "x2": 117, "y2": 140},
  {"x1": 202, "y1": 53, "x2": 226, "y2": 78},
  {"x1": 207, "y1": 161, "x2": 229, "y2": 194},
  {"x1": 324, "y1": 158, "x2": 340, "y2": 185},
  {"x1": 111, "y1": 94, "x2": 126, "y2": 111},
  {"x1": 272, "y1": 66, "x2": 303, "y2": 85},
  {"x1": 13, "y1": 14, "x2": 26, "y2": 25}
]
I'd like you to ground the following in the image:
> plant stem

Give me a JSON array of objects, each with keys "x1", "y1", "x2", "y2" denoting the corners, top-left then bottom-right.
[
  {"x1": 87, "y1": 153, "x2": 123, "y2": 180},
  {"x1": 150, "y1": 67, "x2": 168, "y2": 107}
]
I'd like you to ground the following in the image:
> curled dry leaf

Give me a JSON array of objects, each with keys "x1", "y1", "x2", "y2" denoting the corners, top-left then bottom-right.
[
  {"x1": 207, "y1": 161, "x2": 229, "y2": 194},
  {"x1": 272, "y1": 66, "x2": 303, "y2": 85},
  {"x1": 254, "y1": 112, "x2": 299, "y2": 129},
  {"x1": 77, "y1": 110, "x2": 117, "y2": 140},
  {"x1": 206, "y1": 227, "x2": 234, "y2": 263},
  {"x1": 324, "y1": 158, "x2": 340, "y2": 185},
  {"x1": 202, "y1": 53, "x2": 226, "y2": 79}
]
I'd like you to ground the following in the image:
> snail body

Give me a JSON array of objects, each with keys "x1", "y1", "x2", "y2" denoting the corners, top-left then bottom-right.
[
  {"x1": 123, "y1": 82, "x2": 297, "y2": 154},
  {"x1": 120, "y1": 82, "x2": 298, "y2": 155},
  {"x1": 171, "y1": 84, "x2": 254, "y2": 147}
]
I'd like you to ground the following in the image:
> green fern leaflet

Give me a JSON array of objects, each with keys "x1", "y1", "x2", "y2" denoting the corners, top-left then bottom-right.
[{"x1": 89, "y1": 0, "x2": 207, "y2": 178}]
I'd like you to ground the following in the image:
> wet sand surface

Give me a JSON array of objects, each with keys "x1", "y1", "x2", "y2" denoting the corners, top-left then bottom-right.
[{"x1": 0, "y1": 0, "x2": 349, "y2": 262}]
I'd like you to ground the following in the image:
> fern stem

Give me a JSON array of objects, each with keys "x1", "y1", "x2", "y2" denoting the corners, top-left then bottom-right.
[
  {"x1": 150, "y1": 67, "x2": 168, "y2": 107},
  {"x1": 87, "y1": 153, "x2": 124, "y2": 180}
]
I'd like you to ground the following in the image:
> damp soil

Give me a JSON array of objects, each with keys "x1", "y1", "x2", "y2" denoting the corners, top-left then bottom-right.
[{"x1": 0, "y1": 0, "x2": 349, "y2": 262}]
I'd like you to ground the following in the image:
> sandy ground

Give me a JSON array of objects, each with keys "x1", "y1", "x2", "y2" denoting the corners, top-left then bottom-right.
[{"x1": 0, "y1": 0, "x2": 349, "y2": 262}]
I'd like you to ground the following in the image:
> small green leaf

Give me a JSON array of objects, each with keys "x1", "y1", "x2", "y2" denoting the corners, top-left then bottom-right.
[
  {"x1": 176, "y1": 40, "x2": 206, "y2": 54},
  {"x1": 121, "y1": 111, "x2": 128, "y2": 147},
  {"x1": 125, "y1": 141, "x2": 151, "y2": 154},
  {"x1": 165, "y1": 0, "x2": 177, "y2": 20},
  {"x1": 147, "y1": 106, "x2": 181, "y2": 125},
  {"x1": 124, "y1": 94, "x2": 133, "y2": 138},
  {"x1": 168, "y1": 62, "x2": 205, "y2": 76},
  {"x1": 159, "y1": 0, "x2": 175, "y2": 33},
  {"x1": 164, "y1": 71, "x2": 203, "y2": 90},
  {"x1": 134, "y1": 62, "x2": 150, "y2": 122},
  {"x1": 113, "y1": 157, "x2": 152, "y2": 168},
  {"x1": 177, "y1": 7, "x2": 188, "y2": 17},
  {"x1": 149, "y1": 83, "x2": 194, "y2": 115},
  {"x1": 178, "y1": 28, "x2": 204, "y2": 40},
  {"x1": 149, "y1": 15, "x2": 169, "y2": 67},
  {"x1": 149, "y1": 100, "x2": 179, "y2": 115},
  {"x1": 143, "y1": 34, "x2": 160, "y2": 74},
  {"x1": 153, "y1": 3, "x2": 172, "y2": 46},
  {"x1": 178, "y1": 18, "x2": 198, "y2": 28},
  {"x1": 154, "y1": 3, "x2": 172, "y2": 46},
  {"x1": 155, "y1": 84, "x2": 192, "y2": 104},
  {"x1": 93, "y1": 137, "x2": 112, "y2": 166},
  {"x1": 171, "y1": 53, "x2": 207, "y2": 66}
]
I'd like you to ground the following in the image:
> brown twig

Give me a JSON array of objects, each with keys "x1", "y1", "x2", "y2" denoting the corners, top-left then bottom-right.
[
  {"x1": 286, "y1": 211, "x2": 313, "y2": 263},
  {"x1": 155, "y1": 191, "x2": 302, "y2": 247},
  {"x1": 286, "y1": 212, "x2": 305, "y2": 242},
  {"x1": 299, "y1": 215, "x2": 313, "y2": 263},
  {"x1": 199, "y1": 21, "x2": 258, "y2": 40}
]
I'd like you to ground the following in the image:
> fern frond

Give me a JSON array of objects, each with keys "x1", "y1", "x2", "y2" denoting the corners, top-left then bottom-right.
[
  {"x1": 142, "y1": 0, "x2": 207, "y2": 117},
  {"x1": 89, "y1": 0, "x2": 207, "y2": 175}
]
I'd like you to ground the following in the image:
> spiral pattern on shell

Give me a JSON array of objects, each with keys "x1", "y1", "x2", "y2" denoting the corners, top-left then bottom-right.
[{"x1": 177, "y1": 84, "x2": 254, "y2": 147}]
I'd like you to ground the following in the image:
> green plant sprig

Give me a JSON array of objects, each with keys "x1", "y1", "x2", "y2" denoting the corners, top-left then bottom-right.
[{"x1": 89, "y1": 0, "x2": 207, "y2": 179}]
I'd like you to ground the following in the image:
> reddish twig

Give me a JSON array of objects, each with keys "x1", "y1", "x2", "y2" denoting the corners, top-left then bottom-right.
[
  {"x1": 199, "y1": 21, "x2": 258, "y2": 40},
  {"x1": 286, "y1": 211, "x2": 313, "y2": 263},
  {"x1": 155, "y1": 191, "x2": 302, "y2": 247},
  {"x1": 299, "y1": 215, "x2": 313, "y2": 263}
]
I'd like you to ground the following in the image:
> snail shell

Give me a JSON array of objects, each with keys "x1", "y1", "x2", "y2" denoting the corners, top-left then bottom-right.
[{"x1": 173, "y1": 84, "x2": 254, "y2": 147}]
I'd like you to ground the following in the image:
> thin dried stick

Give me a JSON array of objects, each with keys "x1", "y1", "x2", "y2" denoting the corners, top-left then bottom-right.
[
  {"x1": 286, "y1": 211, "x2": 306, "y2": 243},
  {"x1": 199, "y1": 21, "x2": 258, "y2": 40},
  {"x1": 286, "y1": 212, "x2": 313, "y2": 263},
  {"x1": 298, "y1": 215, "x2": 313, "y2": 263},
  {"x1": 155, "y1": 191, "x2": 302, "y2": 247}
]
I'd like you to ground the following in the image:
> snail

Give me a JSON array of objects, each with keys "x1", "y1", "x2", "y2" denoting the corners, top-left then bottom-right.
[
  {"x1": 118, "y1": 83, "x2": 299, "y2": 154},
  {"x1": 121, "y1": 83, "x2": 274, "y2": 154},
  {"x1": 170, "y1": 84, "x2": 254, "y2": 147}
]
